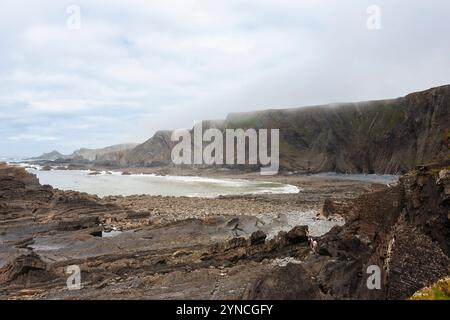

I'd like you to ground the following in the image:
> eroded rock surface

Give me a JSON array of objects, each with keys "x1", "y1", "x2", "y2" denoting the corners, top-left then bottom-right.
[
  {"x1": 0, "y1": 164, "x2": 323, "y2": 299},
  {"x1": 1, "y1": 162, "x2": 448, "y2": 300},
  {"x1": 247, "y1": 161, "x2": 450, "y2": 300}
]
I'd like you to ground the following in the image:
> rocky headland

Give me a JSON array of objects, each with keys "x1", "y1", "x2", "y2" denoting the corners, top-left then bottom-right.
[{"x1": 31, "y1": 85, "x2": 449, "y2": 176}]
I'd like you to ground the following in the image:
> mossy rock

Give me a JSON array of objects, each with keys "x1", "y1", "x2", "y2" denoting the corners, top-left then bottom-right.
[{"x1": 411, "y1": 278, "x2": 450, "y2": 300}]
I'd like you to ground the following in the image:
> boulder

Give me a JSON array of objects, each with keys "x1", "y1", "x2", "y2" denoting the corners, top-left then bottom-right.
[
  {"x1": 286, "y1": 226, "x2": 309, "y2": 244},
  {"x1": 250, "y1": 230, "x2": 266, "y2": 245}
]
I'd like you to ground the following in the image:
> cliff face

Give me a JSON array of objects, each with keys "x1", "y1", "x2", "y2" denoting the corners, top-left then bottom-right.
[
  {"x1": 246, "y1": 161, "x2": 450, "y2": 300},
  {"x1": 70, "y1": 143, "x2": 139, "y2": 162},
  {"x1": 122, "y1": 85, "x2": 450, "y2": 174},
  {"x1": 122, "y1": 131, "x2": 174, "y2": 167},
  {"x1": 31, "y1": 150, "x2": 67, "y2": 161}
]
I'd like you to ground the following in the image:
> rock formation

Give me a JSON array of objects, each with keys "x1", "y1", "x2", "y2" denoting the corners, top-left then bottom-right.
[
  {"x1": 31, "y1": 150, "x2": 67, "y2": 161},
  {"x1": 246, "y1": 161, "x2": 450, "y2": 299},
  {"x1": 118, "y1": 85, "x2": 450, "y2": 174},
  {"x1": 31, "y1": 144, "x2": 138, "y2": 163},
  {"x1": 0, "y1": 161, "x2": 448, "y2": 299}
]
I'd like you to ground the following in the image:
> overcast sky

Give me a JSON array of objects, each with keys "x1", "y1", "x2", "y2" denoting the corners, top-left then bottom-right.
[{"x1": 1, "y1": 0, "x2": 450, "y2": 158}]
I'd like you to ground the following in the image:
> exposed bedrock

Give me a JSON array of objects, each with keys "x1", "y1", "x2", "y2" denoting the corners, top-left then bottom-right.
[
  {"x1": 246, "y1": 161, "x2": 450, "y2": 299},
  {"x1": 1, "y1": 161, "x2": 449, "y2": 299}
]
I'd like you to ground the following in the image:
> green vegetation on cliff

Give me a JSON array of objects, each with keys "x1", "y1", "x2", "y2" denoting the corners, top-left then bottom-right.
[{"x1": 411, "y1": 278, "x2": 450, "y2": 300}]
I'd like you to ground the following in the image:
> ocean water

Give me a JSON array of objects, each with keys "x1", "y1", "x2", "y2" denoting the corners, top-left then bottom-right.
[
  {"x1": 25, "y1": 167, "x2": 301, "y2": 198},
  {"x1": 312, "y1": 172, "x2": 399, "y2": 184}
]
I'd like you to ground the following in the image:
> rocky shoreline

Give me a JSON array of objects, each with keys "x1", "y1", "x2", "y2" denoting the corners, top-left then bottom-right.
[{"x1": 0, "y1": 161, "x2": 449, "y2": 299}]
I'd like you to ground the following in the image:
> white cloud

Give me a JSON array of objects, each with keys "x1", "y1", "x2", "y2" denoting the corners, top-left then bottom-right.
[{"x1": 8, "y1": 134, "x2": 59, "y2": 142}]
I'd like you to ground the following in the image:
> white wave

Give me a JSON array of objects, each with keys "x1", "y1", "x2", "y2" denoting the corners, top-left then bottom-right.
[
  {"x1": 30, "y1": 169, "x2": 303, "y2": 198},
  {"x1": 250, "y1": 185, "x2": 301, "y2": 195}
]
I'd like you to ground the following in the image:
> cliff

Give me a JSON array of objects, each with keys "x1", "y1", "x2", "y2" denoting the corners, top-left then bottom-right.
[
  {"x1": 31, "y1": 150, "x2": 67, "y2": 161},
  {"x1": 123, "y1": 85, "x2": 450, "y2": 174},
  {"x1": 70, "y1": 143, "x2": 138, "y2": 162},
  {"x1": 122, "y1": 131, "x2": 174, "y2": 167}
]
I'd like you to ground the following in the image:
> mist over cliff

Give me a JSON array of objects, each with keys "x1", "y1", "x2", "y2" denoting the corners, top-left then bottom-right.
[{"x1": 117, "y1": 85, "x2": 449, "y2": 174}]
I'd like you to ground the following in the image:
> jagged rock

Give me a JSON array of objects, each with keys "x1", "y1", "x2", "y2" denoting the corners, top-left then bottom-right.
[
  {"x1": 286, "y1": 226, "x2": 309, "y2": 244},
  {"x1": 221, "y1": 237, "x2": 248, "y2": 251},
  {"x1": 247, "y1": 161, "x2": 450, "y2": 300},
  {"x1": 250, "y1": 230, "x2": 266, "y2": 245},
  {"x1": 0, "y1": 252, "x2": 56, "y2": 285}
]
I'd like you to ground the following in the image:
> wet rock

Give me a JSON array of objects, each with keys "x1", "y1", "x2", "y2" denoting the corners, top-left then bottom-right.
[
  {"x1": 317, "y1": 246, "x2": 331, "y2": 257},
  {"x1": 89, "y1": 227, "x2": 103, "y2": 237},
  {"x1": 250, "y1": 230, "x2": 266, "y2": 245},
  {"x1": 286, "y1": 226, "x2": 309, "y2": 244}
]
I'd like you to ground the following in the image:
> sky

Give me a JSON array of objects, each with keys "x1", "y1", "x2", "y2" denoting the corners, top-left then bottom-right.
[{"x1": 1, "y1": 0, "x2": 450, "y2": 158}]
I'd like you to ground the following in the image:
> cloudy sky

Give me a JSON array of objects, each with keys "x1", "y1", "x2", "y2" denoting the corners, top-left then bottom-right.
[{"x1": 1, "y1": 0, "x2": 449, "y2": 158}]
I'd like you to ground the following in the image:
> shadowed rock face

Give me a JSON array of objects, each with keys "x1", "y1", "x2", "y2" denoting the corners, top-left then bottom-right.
[
  {"x1": 120, "y1": 85, "x2": 450, "y2": 174},
  {"x1": 246, "y1": 162, "x2": 450, "y2": 300},
  {"x1": 123, "y1": 130, "x2": 175, "y2": 167},
  {"x1": 243, "y1": 263, "x2": 324, "y2": 300}
]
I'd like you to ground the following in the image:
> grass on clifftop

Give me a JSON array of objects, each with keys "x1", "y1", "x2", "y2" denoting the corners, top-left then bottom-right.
[
  {"x1": 411, "y1": 278, "x2": 450, "y2": 300},
  {"x1": 430, "y1": 165, "x2": 450, "y2": 174}
]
